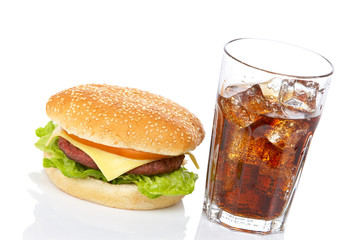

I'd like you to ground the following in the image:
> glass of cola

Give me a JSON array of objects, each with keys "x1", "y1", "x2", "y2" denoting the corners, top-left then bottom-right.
[{"x1": 204, "y1": 38, "x2": 333, "y2": 233}]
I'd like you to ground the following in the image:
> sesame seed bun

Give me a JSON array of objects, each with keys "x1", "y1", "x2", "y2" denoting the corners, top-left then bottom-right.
[
  {"x1": 46, "y1": 84, "x2": 205, "y2": 156},
  {"x1": 44, "y1": 167, "x2": 184, "y2": 210}
]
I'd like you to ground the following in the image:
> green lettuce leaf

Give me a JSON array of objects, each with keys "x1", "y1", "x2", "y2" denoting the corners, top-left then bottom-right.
[{"x1": 35, "y1": 121, "x2": 198, "y2": 199}]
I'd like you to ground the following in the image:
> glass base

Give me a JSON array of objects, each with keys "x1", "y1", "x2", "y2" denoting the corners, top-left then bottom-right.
[{"x1": 204, "y1": 203, "x2": 285, "y2": 234}]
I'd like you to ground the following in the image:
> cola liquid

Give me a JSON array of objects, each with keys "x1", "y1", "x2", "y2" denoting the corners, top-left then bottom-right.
[{"x1": 206, "y1": 84, "x2": 320, "y2": 220}]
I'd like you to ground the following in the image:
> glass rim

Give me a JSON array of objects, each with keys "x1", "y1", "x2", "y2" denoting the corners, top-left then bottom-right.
[{"x1": 224, "y1": 38, "x2": 334, "y2": 79}]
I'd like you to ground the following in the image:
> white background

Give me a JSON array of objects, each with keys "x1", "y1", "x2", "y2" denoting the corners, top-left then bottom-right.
[{"x1": 1, "y1": 0, "x2": 359, "y2": 239}]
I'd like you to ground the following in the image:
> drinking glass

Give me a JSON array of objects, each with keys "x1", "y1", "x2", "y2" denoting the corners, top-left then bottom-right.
[{"x1": 204, "y1": 38, "x2": 333, "y2": 233}]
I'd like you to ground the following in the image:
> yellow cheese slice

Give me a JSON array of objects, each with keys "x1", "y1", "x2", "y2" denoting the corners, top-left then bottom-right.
[{"x1": 46, "y1": 126, "x2": 157, "y2": 181}]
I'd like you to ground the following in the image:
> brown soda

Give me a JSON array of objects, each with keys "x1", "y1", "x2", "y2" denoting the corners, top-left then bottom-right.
[{"x1": 206, "y1": 85, "x2": 320, "y2": 220}]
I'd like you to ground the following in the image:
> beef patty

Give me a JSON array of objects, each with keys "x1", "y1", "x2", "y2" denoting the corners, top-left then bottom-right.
[{"x1": 57, "y1": 137, "x2": 184, "y2": 176}]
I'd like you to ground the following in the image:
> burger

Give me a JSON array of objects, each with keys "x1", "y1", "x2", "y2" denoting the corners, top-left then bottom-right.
[{"x1": 35, "y1": 84, "x2": 205, "y2": 210}]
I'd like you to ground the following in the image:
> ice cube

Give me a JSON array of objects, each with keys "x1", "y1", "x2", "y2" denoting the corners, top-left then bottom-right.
[
  {"x1": 239, "y1": 84, "x2": 284, "y2": 117},
  {"x1": 264, "y1": 118, "x2": 310, "y2": 150},
  {"x1": 220, "y1": 87, "x2": 260, "y2": 128},
  {"x1": 226, "y1": 125, "x2": 261, "y2": 165},
  {"x1": 222, "y1": 84, "x2": 251, "y2": 98},
  {"x1": 258, "y1": 77, "x2": 283, "y2": 100},
  {"x1": 254, "y1": 137, "x2": 282, "y2": 168},
  {"x1": 279, "y1": 79, "x2": 319, "y2": 113}
]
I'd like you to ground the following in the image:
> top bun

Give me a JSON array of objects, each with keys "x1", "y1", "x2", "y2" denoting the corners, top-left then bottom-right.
[{"x1": 46, "y1": 84, "x2": 205, "y2": 156}]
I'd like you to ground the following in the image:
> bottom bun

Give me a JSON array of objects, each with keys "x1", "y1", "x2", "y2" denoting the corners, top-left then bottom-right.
[{"x1": 44, "y1": 167, "x2": 184, "y2": 210}]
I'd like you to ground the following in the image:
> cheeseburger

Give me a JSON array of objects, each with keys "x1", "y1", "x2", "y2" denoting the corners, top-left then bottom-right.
[{"x1": 35, "y1": 84, "x2": 204, "y2": 210}]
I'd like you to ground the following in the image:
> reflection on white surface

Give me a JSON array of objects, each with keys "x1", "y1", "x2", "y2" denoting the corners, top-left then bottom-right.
[
  {"x1": 24, "y1": 171, "x2": 189, "y2": 240},
  {"x1": 195, "y1": 212, "x2": 284, "y2": 240}
]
